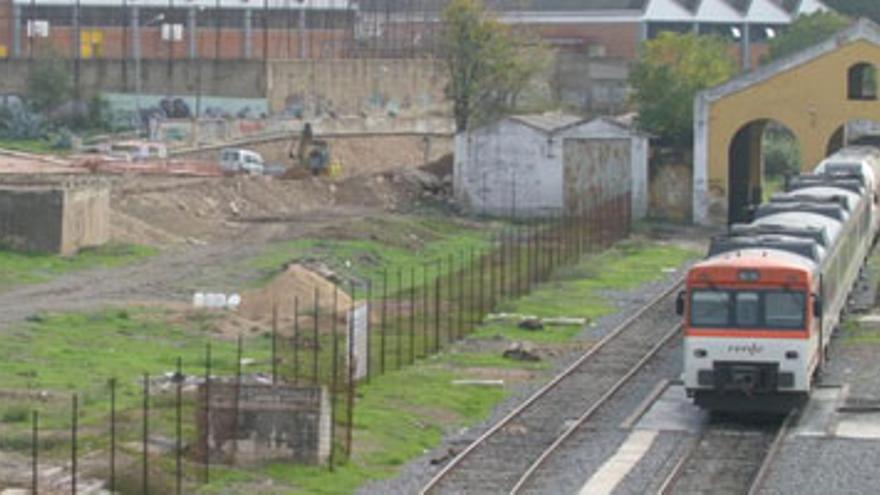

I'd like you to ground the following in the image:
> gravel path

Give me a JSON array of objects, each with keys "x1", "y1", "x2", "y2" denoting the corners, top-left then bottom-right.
[{"x1": 760, "y1": 437, "x2": 880, "y2": 494}]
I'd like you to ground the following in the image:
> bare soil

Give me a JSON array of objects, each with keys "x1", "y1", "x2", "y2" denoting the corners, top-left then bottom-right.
[{"x1": 0, "y1": 155, "x2": 449, "y2": 333}]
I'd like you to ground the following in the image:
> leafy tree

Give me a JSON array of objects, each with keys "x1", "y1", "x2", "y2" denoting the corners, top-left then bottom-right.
[
  {"x1": 764, "y1": 11, "x2": 849, "y2": 62},
  {"x1": 824, "y1": 0, "x2": 880, "y2": 23},
  {"x1": 630, "y1": 32, "x2": 736, "y2": 147},
  {"x1": 25, "y1": 57, "x2": 73, "y2": 113},
  {"x1": 440, "y1": 0, "x2": 545, "y2": 132}
]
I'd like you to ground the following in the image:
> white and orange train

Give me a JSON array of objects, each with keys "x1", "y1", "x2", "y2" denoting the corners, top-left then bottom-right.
[{"x1": 678, "y1": 146, "x2": 880, "y2": 412}]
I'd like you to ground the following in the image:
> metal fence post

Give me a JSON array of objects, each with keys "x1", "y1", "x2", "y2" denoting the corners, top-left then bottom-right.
[
  {"x1": 409, "y1": 267, "x2": 416, "y2": 363},
  {"x1": 71, "y1": 394, "x2": 77, "y2": 495},
  {"x1": 396, "y1": 268, "x2": 403, "y2": 369},
  {"x1": 500, "y1": 229, "x2": 507, "y2": 299},
  {"x1": 203, "y1": 343, "x2": 211, "y2": 484},
  {"x1": 175, "y1": 357, "x2": 183, "y2": 495},
  {"x1": 380, "y1": 270, "x2": 387, "y2": 375},
  {"x1": 293, "y1": 296, "x2": 300, "y2": 385},
  {"x1": 109, "y1": 378, "x2": 116, "y2": 492},
  {"x1": 313, "y1": 288, "x2": 320, "y2": 384},
  {"x1": 469, "y1": 248, "x2": 476, "y2": 332},
  {"x1": 458, "y1": 251, "x2": 465, "y2": 339},
  {"x1": 233, "y1": 336, "x2": 243, "y2": 462},
  {"x1": 330, "y1": 286, "x2": 340, "y2": 471},
  {"x1": 479, "y1": 249, "x2": 486, "y2": 321},
  {"x1": 271, "y1": 304, "x2": 278, "y2": 385},
  {"x1": 142, "y1": 373, "x2": 149, "y2": 495},
  {"x1": 422, "y1": 264, "x2": 429, "y2": 358},
  {"x1": 32, "y1": 410, "x2": 38, "y2": 495},
  {"x1": 434, "y1": 260, "x2": 441, "y2": 353},
  {"x1": 447, "y1": 254, "x2": 454, "y2": 343},
  {"x1": 365, "y1": 281, "x2": 373, "y2": 381}
]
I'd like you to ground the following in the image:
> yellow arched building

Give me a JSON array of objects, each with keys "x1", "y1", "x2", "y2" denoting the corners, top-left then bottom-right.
[{"x1": 693, "y1": 18, "x2": 880, "y2": 225}]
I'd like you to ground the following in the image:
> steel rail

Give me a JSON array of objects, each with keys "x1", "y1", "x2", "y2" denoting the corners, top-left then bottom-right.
[
  {"x1": 510, "y1": 322, "x2": 682, "y2": 494},
  {"x1": 656, "y1": 431, "x2": 705, "y2": 495},
  {"x1": 747, "y1": 409, "x2": 798, "y2": 495},
  {"x1": 419, "y1": 277, "x2": 684, "y2": 495}
]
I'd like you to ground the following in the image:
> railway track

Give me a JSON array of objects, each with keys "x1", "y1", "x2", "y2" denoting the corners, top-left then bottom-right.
[
  {"x1": 420, "y1": 278, "x2": 684, "y2": 495},
  {"x1": 657, "y1": 410, "x2": 796, "y2": 495}
]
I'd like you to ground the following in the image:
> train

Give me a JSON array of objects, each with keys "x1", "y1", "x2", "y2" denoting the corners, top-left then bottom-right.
[{"x1": 678, "y1": 146, "x2": 880, "y2": 413}]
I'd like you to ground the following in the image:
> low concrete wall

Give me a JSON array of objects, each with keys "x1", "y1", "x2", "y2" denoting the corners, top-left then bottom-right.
[
  {"x1": 0, "y1": 183, "x2": 110, "y2": 255},
  {"x1": 267, "y1": 59, "x2": 448, "y2": 118},
  {"x1": 649, "y1": 152, "x2": 693, "y2": 222},
  {"x1": 0, "y1": 58, "x2": 267, "y2": 99},
  {"x1": 198, "y1": 383, "x2": 331, "y2": 466}
]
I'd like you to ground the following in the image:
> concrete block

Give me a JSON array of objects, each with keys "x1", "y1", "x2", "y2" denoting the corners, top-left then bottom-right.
[
  {"x1": 197, "y1": 383, "x2": 331, "y2": 467},
  {"x1": 0, "y1": 181, "x2": 109, "y2": 255}
]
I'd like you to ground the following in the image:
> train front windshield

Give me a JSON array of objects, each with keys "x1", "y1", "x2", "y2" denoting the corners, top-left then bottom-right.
[{"x1": 689, "y1": 290, "x2": 806, "y2": 330}]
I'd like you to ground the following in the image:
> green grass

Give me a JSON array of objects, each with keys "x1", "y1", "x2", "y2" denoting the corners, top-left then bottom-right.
[
  {"x1": 247, "y1": 216, "x2": 497, "y2": 291},
  {"x1": 0, "y1": 243, "x2": 156, "y2": 291},
  {"x1": 200, "y1": 358, "x2": 514, "y2": 494},
  {"x1": 0, "y1": 309, "x2": 269, "y2": 432},
  {"x1": 0, "y1": 138, "x2": 56, "y2": 154},
  {"x1": 472, "y1": 240, "x2": 698, "y2": 343},
  {"x1": 198, "y1": 238, "x2": 698, "y2": 493}
]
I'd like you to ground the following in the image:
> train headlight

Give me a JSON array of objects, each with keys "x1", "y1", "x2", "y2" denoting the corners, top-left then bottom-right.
[
  {"x1": 785, "y1": 351, "x2": 799, "y2": 360},
  {"x1": 693, "y1": 349, "x2": 708, "y2": 358}
]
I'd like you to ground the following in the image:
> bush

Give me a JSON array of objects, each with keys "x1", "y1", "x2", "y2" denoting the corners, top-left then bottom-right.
[
  {"x1": 26, "y1": 57, "x2": 73, "y2": 113},
  {"x1": 763, "y1": 128, "x2": 801, "y2": 177}
]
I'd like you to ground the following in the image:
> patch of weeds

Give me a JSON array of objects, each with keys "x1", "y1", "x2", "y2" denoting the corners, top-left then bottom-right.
[
  {"x1": 1, "y1": 405, "x2": 30, "y2": 423},
  {"x1": 0, "y1": 243, "x2": 156, "y2": 291}
]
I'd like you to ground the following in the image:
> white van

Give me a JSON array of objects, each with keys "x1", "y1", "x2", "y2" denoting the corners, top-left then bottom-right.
[{"x1": 219, "y1": 148, "x2": 265, "y2": 175}]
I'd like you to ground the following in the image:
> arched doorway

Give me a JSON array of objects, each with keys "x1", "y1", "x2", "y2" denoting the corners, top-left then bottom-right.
[
  {"x1": 826, "y1": 118, "x2": 880, "y2": 155},
  {"x1": 728, "y1": 119, "x2": 801, "y2": 224}
]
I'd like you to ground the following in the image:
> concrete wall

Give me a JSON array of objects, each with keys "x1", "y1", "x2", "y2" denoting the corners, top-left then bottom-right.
[
  {"x1": 198, "y1": 383, "x2": 331, "y2": 466},
  {"x1": 0, "y1": 187, "x2": 64, "y2": 254},
  {"x1": 455, "y1": 117, "x2": 647, "y2": 219},
  {"x1": 0, "y1": 183, "x2": 109, "y2": 255},
  {"x1": 267, "y1": 59, "x2": 447, "y2": 117},
  {"x1": 454, "y1": 120, "x2": 565, "y2": 218},
  {"x1": 0, "y1": 58, "x2": 267, "y2": 98},
  {"x1": 62, "y1": 186, "x2": 110, "y2": 255}
]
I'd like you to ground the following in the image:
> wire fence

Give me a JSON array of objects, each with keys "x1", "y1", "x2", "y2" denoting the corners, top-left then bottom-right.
[{"x1": 19, "y1": 193, "x2": 629, "y2": 493}]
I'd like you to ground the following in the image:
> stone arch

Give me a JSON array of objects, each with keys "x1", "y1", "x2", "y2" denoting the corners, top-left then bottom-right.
[
  {"x1": 693, "y1": 20, "x2": 880, "y2": 225},
  {"x1": 826, "y1": 117, "x2": 880, "y2": 155},
  {"x1": 848, "y1": 62, "x2": 878, "y2": 101},
  {"x1": 727, "y1": 118, "x2": 801, "y2": 224}
]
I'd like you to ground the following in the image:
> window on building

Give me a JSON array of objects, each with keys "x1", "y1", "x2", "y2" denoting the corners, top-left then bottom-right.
[{"x1": 848, "y1": 63, "x2": 878, "y2": 101}]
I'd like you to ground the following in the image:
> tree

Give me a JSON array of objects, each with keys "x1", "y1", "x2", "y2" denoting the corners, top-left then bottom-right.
[
  {"x1": 440, "y1": 0, "x2": 545, "y2": 132},
  {"x1": 26, "y1": 57, "x2": 73, "y2": 113},
  {"x1": 764, "y1": 11, "x2": 849, "y2": 62},
  {"x1": 630, "y1": 32, "x2": 736, "y2": 148},
  {"x1": 824, "y1": 0, "x2": 880, "y2": 23}
]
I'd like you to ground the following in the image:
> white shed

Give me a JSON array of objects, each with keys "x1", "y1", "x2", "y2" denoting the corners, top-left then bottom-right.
[{"x1": 454, "y1": 113, "x2": 648, "y2": 219}]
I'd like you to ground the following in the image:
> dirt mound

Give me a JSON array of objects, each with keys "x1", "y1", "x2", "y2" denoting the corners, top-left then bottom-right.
[{"x1": 238, "y1": 263, "x2": 352, "y2": 329}]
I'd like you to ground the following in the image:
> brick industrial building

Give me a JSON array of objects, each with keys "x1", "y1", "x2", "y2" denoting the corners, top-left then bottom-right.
[{"x1": 0, "y1": 0, "x2": 829, "y2": 64}]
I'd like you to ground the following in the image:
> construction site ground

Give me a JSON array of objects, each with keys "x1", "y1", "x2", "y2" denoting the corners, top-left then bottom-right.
[{"x1": 0, "y1": 165, "x2": 455, "y2": 328}]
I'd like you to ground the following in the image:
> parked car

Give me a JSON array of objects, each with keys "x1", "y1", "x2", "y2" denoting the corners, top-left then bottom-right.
[{"x1": 219, "y1": 148, "x2": 265, "y2": 175}]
